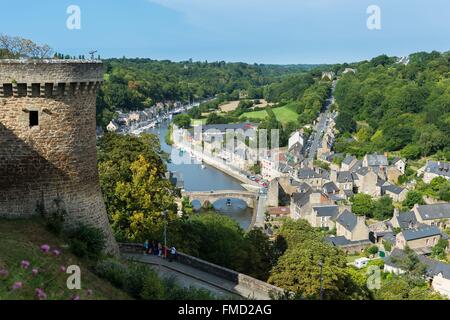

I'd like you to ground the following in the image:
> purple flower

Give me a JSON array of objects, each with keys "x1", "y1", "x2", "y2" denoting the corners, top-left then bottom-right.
[
  {"x1": 35, "y1": 288, "x2": 47, "y2": 300},
  {"x1": 71, "y1": 295, "x2": 80, "y2": 301},
  {"x1": 12, "y1": 282, "x2": 23, "y2": 290},
  {"x1": 32, "y1": 268, "x2": 39, "y2": 276},
  {"x1": 40, "y1": 244, "x2": 50, "y2": 253},
  {"x1": 52, "y1": 249, "x2": 61, "y2": 256},
  {"x1": 21, "y1": 260, "x2": 30, "y2": 269},
  {"x1": 0, "y1": 269, "x2": 8, "y2": 278},
  {"x1": 86, "y1": 289, "x2": 93, "y2": 296},
  {"x1": 60, "y1": 266, "x2": 66, "y2": 272}
]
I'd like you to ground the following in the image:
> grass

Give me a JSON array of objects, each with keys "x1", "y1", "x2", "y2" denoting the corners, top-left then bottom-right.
[
  {"x1": 191, "y1": 118, "x2": 207, "y2": 126},
  {"x1": 0, "y1": 218, "x2": 131, "y2": 300},
  {"x1": 240, "y1": 103, "x2": 299, "y2": 125}
]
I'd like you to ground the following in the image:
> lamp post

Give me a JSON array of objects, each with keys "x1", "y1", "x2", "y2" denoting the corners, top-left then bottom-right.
[
  {"x1": 318, "y1": 261, "x2": 324, "y2": 300},
  {"x1": 163, "y1": 210, "x2": 168, "y2": 259}
]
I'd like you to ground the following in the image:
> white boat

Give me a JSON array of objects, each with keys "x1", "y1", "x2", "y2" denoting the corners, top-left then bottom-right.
[{"x1": 201, "y1": 164, "x2": 206, "y2": 169}]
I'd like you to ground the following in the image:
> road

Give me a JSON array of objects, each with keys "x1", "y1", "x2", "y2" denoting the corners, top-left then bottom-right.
[
  {"x1": 122, "y1": 253, "x2": 272, "y2": 300},
  {"x1": 253, "y1": 193, "x2": 268, "y2": 229},
  {"x1": 306, "y1": 81, "x2": 337, "y2": 161}
]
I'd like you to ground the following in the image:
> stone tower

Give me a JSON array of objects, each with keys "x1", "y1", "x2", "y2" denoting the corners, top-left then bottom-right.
[{"x1": 0, "y1": 60, "x2": 118, "y2": 254}]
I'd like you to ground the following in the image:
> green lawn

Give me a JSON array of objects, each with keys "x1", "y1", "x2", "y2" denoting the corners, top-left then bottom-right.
[
  {"x1": 240, "y1": 103, "x2": 299, "y2": 125},
  {"x1": 191, "y1": 118, "x2": 207, "y2": 126},
  {"x1": 0, "y1": 218, "x2": 131, "y2": 300}
]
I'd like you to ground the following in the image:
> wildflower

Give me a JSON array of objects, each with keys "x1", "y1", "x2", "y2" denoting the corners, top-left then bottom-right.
[
  {"x1": 86, "y1": 289, "x2": 93, "y2": 296},
  {"x1": 0, "y1": 269, "x2": 8, "y2": 278},
  {"x1": 12, "y1": 282, "x2": 23, "y2": 290},
  {"x1": 52, "y1": 249, "x2": 61, "y2": 256},
  {"x1": 35, "y1": 288, "x2": 47, "y2": 300},
  {"x1": 40, "y1": 244, "x2": 50, "y2": 253},
  {"x1": 32, "y1": 268, "x2": 39, "y2": 276},
  {"x1": 21, "y1": 260, "x2": 30, "y2": 269},
  {"x1": 71, "y1": 295, "x2": 80, "y2": 300},
  {"x1": 60, "y1": 266, "x2": 66, "y2": 272}
]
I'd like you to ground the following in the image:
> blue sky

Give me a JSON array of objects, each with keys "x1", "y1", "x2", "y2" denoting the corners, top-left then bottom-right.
[{"x1": 1, "y1": 0, "x2": 449, "y2": 64}]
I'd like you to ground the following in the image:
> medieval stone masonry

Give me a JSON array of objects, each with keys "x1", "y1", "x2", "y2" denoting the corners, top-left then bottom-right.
[{"x1": 0, "y1": 60, "x2": 118, "y2": 254}]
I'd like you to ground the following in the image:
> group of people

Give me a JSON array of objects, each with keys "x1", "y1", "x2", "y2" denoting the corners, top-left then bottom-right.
[{"x1": 143, "y1": 240, "x2": 177, "y2": 262}]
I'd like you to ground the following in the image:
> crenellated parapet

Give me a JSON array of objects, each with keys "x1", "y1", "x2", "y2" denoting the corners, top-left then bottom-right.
[{"x1": 0, "y1": 81, "x2": 103, "y2": 97}]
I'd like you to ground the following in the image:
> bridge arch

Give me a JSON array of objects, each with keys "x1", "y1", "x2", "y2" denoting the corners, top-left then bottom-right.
[{"x1": 182, "y1": 190, "x2": 258, "y2": 209}]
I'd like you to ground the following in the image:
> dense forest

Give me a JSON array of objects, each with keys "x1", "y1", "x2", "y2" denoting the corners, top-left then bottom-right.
[
  {"x1": 96, "y1": 58, "x2": 318, "y2": 127},
  {"x1": 334, "y1": 51, "x2": 450, "y2": 160}
]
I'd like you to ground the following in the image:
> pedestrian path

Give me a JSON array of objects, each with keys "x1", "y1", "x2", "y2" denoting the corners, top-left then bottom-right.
[{"x1": 122, "y1": 253, "x2": 272, "y2": 300}]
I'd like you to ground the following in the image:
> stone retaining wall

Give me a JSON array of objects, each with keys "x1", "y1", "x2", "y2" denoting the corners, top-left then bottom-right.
[{"x1": 119, "y1": 243, "x2": 285, "y2": 298}]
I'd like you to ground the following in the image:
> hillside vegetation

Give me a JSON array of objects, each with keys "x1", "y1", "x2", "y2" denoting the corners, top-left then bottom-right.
[
  {"x1": 0, "y1": 218, "x2": 131, "y2": 300},
  {"x1": 334, "y1": 51, "x2": 450, "y2": 160}
]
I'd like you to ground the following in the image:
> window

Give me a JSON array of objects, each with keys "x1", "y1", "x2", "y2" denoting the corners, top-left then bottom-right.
[{"x1": 29, "y1": 111, "x2": 39, "y2": 127}]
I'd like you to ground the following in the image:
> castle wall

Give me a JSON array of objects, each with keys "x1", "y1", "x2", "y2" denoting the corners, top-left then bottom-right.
[{"x1": 0, "y1": 60, "x2": 118, "y2": 254}]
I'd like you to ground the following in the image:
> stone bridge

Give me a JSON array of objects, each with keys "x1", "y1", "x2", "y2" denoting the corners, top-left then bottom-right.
[{"x1": 182, "y1": 190, "x2": 258, "y2": 209}]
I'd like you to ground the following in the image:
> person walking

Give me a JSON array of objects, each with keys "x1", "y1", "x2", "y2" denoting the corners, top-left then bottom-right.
[
  {"x1": 143, "y1": 240, "x2": 149, "y2": 255},
  {"x1": 169, "y1": 246, "x2": 177, "y2": 262},
  {"x1": 157, "y1": 242, "x2": 163, "y2": 257}
]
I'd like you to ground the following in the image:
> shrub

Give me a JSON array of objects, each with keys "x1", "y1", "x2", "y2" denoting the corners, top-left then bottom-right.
[
  {"x1": 366, "y1": 245, "x2": 379, "y2": 256},
  {"x1": 95, "y1": 259, "x2": 129, "y2": 289},
  {"x1": 66, "y1": 224, "x2": 106, "y2": 261},
  {"x1": 140, "y1": 270, "x2": 165, "y2": 300}
]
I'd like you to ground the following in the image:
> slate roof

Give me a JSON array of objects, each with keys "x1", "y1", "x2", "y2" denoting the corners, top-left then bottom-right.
[
  {"x1": 416, "y1": 203, "x2": 450, "y2": 220},
  {"x1": 385, "y1": 248, "x2": 450, "y2": 280},
  {"x1": 349, "y1": 160, "x2": 363, "y2": 172},
  {"x1": 394, "y1": 211, "x2": 418, "y2": 230},
  {"x1": 292, "y1": 190, "x2": 312, "y2": 207},
  {"x1": 298, "y1": 168, "x2": 322, "y2": 179},
  {"x1": 401, "y1": 226, "x2": 441, "y2": 241},
  {"x1": 366, "y1": 154, "x2": 389, "y2": 167},
  {"x1": 312, "y1": 205, "x2": 339, "y2": 218},
  {"x1": 423, "y1": 160, "x2": 450, "y2": 178},
  {"x1": 383, "y1": 184, "x2": 405, "y2": 195},
  {"x1": 324, "y1": 236, "x2": 371, "y2": 247},
  {"x1": 336, "y1": 210, "x2": 357, "y2": 232},
  {"x1": 342, "y1": 155, "x2": 356, "y2": 166},
  {"x1": 323, "y1": 181, "x2": 339, "y2": 194},
  {"x1": 337, "y1": 171, "x2": 353, "y2": 183}
]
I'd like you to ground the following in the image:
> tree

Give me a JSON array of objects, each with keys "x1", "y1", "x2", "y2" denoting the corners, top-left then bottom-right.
[
  {"x1": 0, "y1": 34, "x2": 53, "y2": 58},
  {"x1": 372, "y1": 196, "x2": 394, "y2": 221},
  {"x1": 173, "y1": 114, "x2": 192, "y2": 129},
  {"x1": 403, "y1": 191, "x2": 425, "y2": 209},
  {"x1": 432, "y1": 239, "x2": 449, "y2": 261},
  {"x1": 351, "y1": 194, "x2": 373, "y2": 217},
  {"x1": 268, "y1": 240, "x2": 352, "y2": 299},
  {"x1": 335, "y1": 112, "x2": 357, "y2": 133}
]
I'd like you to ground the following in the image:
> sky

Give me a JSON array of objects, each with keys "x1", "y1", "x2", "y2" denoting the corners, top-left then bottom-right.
[{"x1": 0, "y1": 0, "x2": 449, "y2": 64}]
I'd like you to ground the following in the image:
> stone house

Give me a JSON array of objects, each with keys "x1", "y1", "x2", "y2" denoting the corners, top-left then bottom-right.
[
  {"x1": 341, "y1": 155, "x2": 358, "y2": 172},
  {"x1": 382, "y1": 183, "x2": 408, "y2": 202},
  {"x1": 290, "y1": 190, "x2": 333, "y2": 221},
  {"x1": 297, "y1": 167, "x2": 330, "y2": 189},
  {"x1": 412, "y1": 203, "x2": 450, "y2": 230},
  {"x1": 418, "y1": 160, "x2": 450, "y2": 183},
  {"x1": 392, "y1": 157, "x2": 406, "y2": 175},
  {"x1": 353, "y1": 167, "x2": 380, "y2": 197},
  {"x1": 309, "y1": 205, "x2": 340, "y2": 229},
  {"x1": 395, "y1": 226, "x2": 441, "y2": 253},
  {"x1": 363, "y1": 154, "x2": 389, "y2": 168},
  {"x1": 390, "y1": 210, "x2": 419, "y2": 230},
  {"x1": 335, "y1": 210, "x2": 370, "y2": 242}
]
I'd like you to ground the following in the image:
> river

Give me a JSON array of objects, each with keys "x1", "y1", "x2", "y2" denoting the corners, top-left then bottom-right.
[{"x1": 146, "y1": 121, "x2": 253, "y2": 230}]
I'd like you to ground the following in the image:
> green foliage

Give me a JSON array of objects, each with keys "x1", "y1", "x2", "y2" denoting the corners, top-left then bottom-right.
[
  {"x1": 375, "y1": 275, "x2": 444, "y2": 300},
  {"x1": 366, "y1": 245, "x2": 379, "y2": 256},
  {"x1": 66, "y1": 224, "x2": 106, "y2": 261},
  {"x1": 334, "y1": 51, "x2": 450, "y2": 158},
  {"x1": 96, "y1": 59, "x2": 312, "y2": 126},
  {"x1": 95, "y1": 259, "x2": 215, "y2": 300},
  {"x1": 431, "y1": 239, "x2": 449, "y2": 261},
  {"x1": 403, "y1": 190, "x2": 425, "y2": 209},
  {"x1": 169, "y1": 214, "x2": 276, "y2": 280},
  {"x1": 351, "y1": 194, "x2": 394, "y2": 220},
  {"x1": 383, "y1": 240, "x2": 393, "y2": 252},
  {"x1": 173, "y1": 114, "x2": 192, "y2": 129},
  {"x1": 336, "y1": 111, "x2": 357, "y2": 133},
  {"x1": 97, "y1": 133, "x2": 176, "y2": 242}
]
